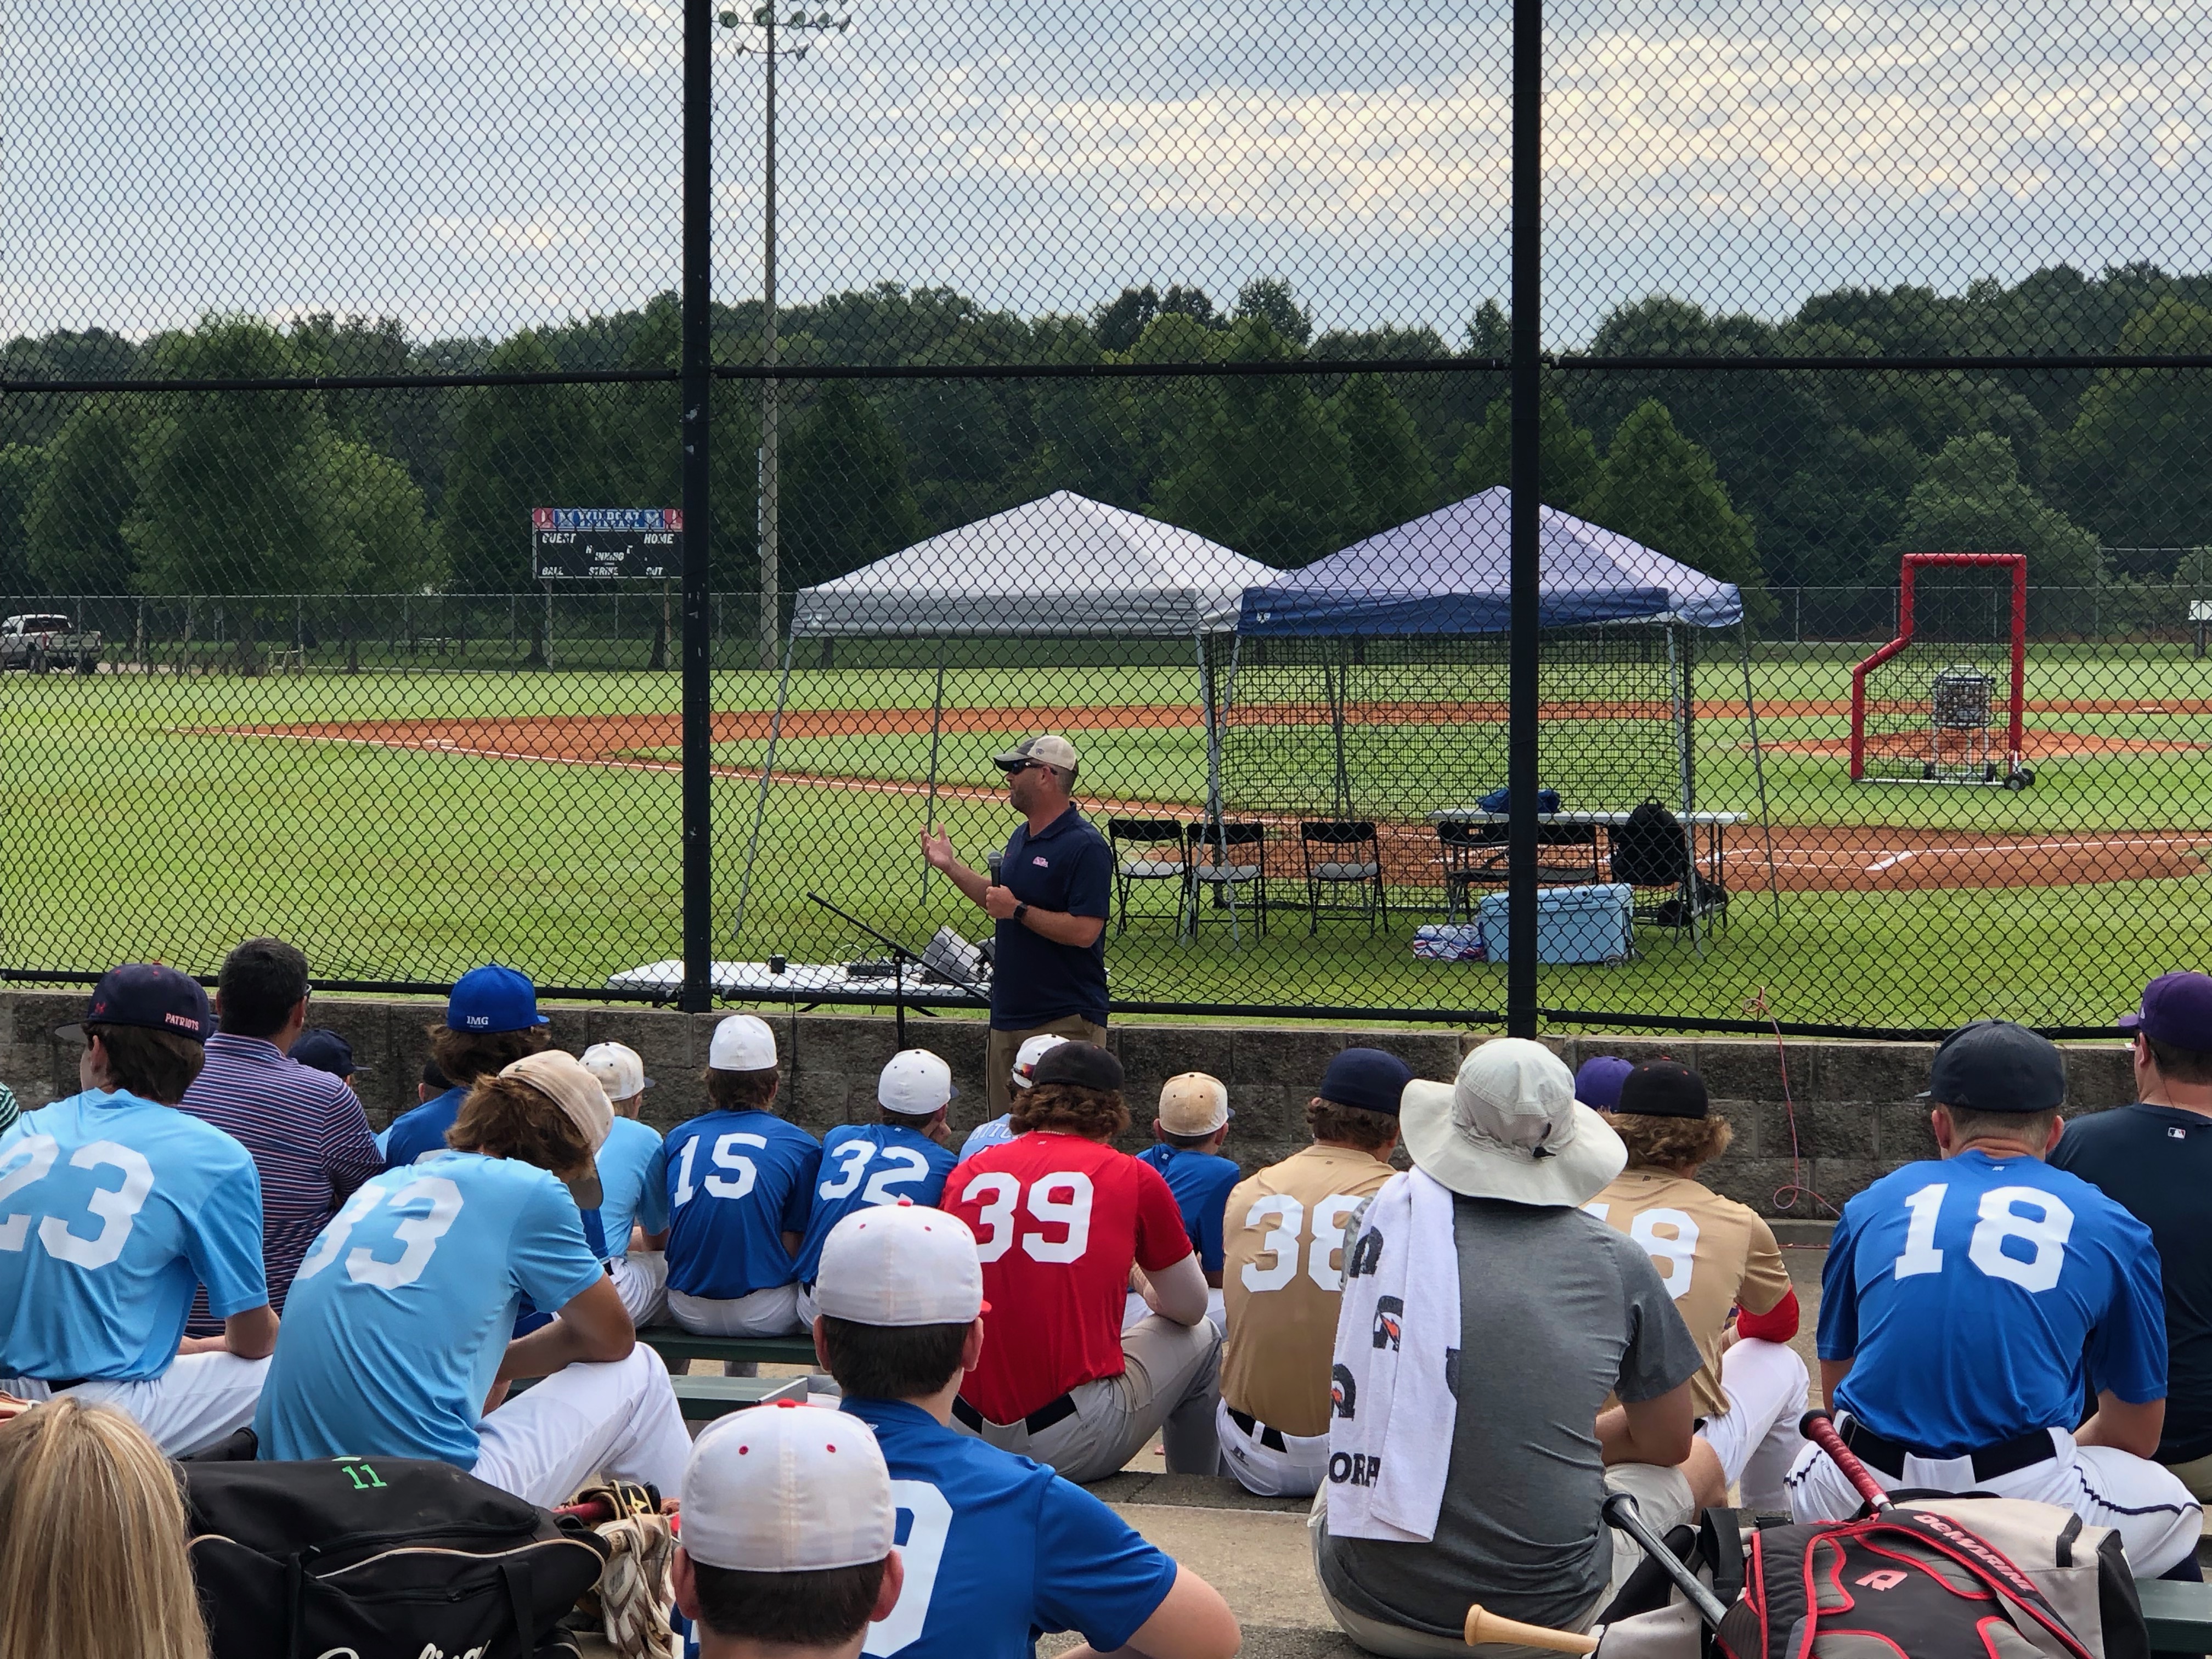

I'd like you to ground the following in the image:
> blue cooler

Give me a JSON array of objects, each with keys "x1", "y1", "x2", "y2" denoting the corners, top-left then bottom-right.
[{"x1": 1477, "y1": 883, "x2": 1634, "y2": 964}]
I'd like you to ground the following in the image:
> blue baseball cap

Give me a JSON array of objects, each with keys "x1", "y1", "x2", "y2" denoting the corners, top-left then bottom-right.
[
  {"x1": 445, "y1": 964, "x2": 550, "y2": 1033},
  {"x1": 1317, "y1": 1048, "x2": 1413, "y2": 1116},
  {"x1": 290, "y1": 1027, "x2": 358, "y2": 1079},
  {"x1": 71, "y1": 963, "x2": 212, "y2": 1044},
  {"x1": 1573, "y1": 1055, "x2": 1635, "y2": 1111},
  {"x1": 2120, "y1": 972, "x2": 2212, "y2": 1051}
]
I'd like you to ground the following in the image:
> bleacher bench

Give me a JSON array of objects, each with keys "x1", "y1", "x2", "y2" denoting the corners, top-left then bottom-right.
[
  {"x1": 2138, "y1": 1579, "x2": 2212, "y2": 1647},
  {"x1": 669, "y1": 1374, "x2": 806, "y2": 1420},
  {"x1": 639, "y1": 1324, "x2": 817, "y2": 1370}
]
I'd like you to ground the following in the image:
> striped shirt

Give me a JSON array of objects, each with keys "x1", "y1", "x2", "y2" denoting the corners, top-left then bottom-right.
[
  {"x1": 179, "y1": 1032, "x2": 382, "y2": 1334},
  {"x1": 0, "y1": 1082, "x2": 17, "y2": 1137}
]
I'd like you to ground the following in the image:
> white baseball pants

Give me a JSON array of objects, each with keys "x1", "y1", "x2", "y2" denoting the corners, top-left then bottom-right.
[
  {"x1": 667, "y1": 1282, "x2": 800, "y2": 1337},
  {"x1": 1786, "y1": 1421, "x2": 2203, "y2": 1578},
  {"x1": 473, "y1": 1345, "x2": 692, "y2": 1511},
  {"x1": 1697, "y1": 1338, "x2": 1809, "y2": 1511},
  {"x1": 1217, "y1": 1397, "x2": 1329, "y2": 1498},
  {"x1": 0, "y1": 1353, "x2": 269, "y2": 1459},
  {"x1": 611, "y1": 1250, "x2": 668, "y2": 1328}
]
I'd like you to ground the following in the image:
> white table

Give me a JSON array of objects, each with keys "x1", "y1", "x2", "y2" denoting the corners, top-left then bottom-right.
[{"x1": 605, "y1": 960, "x2": 988, "y2": 1002}]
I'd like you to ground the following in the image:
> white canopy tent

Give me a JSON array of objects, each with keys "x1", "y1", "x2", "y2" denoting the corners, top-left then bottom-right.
[{"x1": 730, "y1": 494, "x2": 1286, "y2": 942}]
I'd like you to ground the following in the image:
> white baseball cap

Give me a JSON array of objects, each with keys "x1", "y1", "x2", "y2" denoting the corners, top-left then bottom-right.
[
  {"x1": 679, "y1": 1401, "x2": 894, "y2": 1572},
  {"x1": 498, "y1": 1051, "x2": 614, "y2": 1207},
  {"x1": 709, "y1": 1014, "x2": 778, "y2": 1071},
  {"x1": 1009, "y1": 1032, "x2": 1068, "y2": 1089},
  {"x1": 815, "y1": 1201, "x2": 986, "y2": 1327},
  {"x1": 580, "y1": 1041, "x2": 652, "y2": 1101},
  {"x1": 1158, "y1": 1071, "x2": 1232, "y2": 1135},
  {"x1": 878, "y1": 1049, "x2": 955, "y2": 1116}
]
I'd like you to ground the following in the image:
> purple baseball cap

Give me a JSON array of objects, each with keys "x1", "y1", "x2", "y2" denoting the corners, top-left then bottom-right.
[
  {"x1": 64, "y1": 963, "x2": 213, "y2": 1045},
  {"x1": 1574, "y1": 1055, "x2": 1635, "y2": 1111},
  {"x1": 2120, "y1": 972, "x2": 2212, "y2": 1049}
]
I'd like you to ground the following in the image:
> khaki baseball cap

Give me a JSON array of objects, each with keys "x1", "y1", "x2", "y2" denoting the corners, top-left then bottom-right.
[
  {"x1": 993, "y1": 734, "x2": 1079, "y2": 776},
  {"x1": 1158, "y1": 1071, "x2": 1232, "y2": 1135},
  {"x1": 499, "y1": 1051, "x2": 614, "y2": 1208}
]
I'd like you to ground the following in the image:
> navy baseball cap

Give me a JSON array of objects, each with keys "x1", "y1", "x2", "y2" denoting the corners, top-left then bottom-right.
[
  {"x1": 1617, "y1": 1060, "x2": 1709, "y2": 1120},
  {"x1": 68, "y1": 963, "x2": 212, "y2": 1045},
  {"x1": 2120, "y1": 972, "x2": 2212, "y2": 1051},
  {"x1": 1924, "y1": 1019, "x2": 2066, "y2": 1114},
  {"x1": 1573, "y1": 1055, "x2": 1635, "y2": 1111},
  {"x1": 290, "y1": 1028, "x2": 358, "y2": 1079},
  {"x1": 1317, "y1": 1048, "x2": 1413, "y2": 1116},
  {"x1": 445, "y1": 964, "x2": 549, "y2": 1033}
]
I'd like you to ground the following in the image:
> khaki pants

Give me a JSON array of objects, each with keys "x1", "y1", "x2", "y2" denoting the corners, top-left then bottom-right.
[
  {"x1": 2165, "y1": 1448, "x2": 2212, "y2": 1503},
  {"x1": 983, "y1": 1015, "x2": 1105, "y2": 1114}
]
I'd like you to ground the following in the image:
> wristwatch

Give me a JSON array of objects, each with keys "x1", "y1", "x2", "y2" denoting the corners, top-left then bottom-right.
[{"x1": 1013, "y1": 902, "x2": 1031, "y2": 923}]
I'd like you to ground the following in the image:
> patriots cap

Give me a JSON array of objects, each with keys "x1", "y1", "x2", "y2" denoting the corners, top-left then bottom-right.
[
  {"x1": 815, "y1": 1200, "x2": 986, "y2": 1326},
  {"x1": 71, "y1": 963, "x2": 212, "y2": 1045},
  {"x1": 499, "y1": 1050, "x2": 613, "y2": 1206},
  {"x1": 445, "y1": 964, "x2": 549, "y2": 1034},
  {"x1": 709, "y1": 1014, "x2": 777, "y2": 1071},
  {"x1": 992, "y1": 733, "x2": 1079, "y2": 775},
  {"x1": 2120, "y1": 972, "x2": 2212, "y2": 1051},
  {"x1": 878, "y1": 1049, "x2": 955, "y2": 1115},
  {"x1": 290, "y1": 1028, "x2": 359, "y2": 1080},
  {"x1": 580, "y1": 1040, "x2": 652, "y2": 1101},
  {"x1": 681, "y1": 1401, "x2": 894, "y2": 1574},
  {"x1": 1573, "y1": 1055, "x2": 1635, "y2": 1111},
  {"x1": 1009, "y1": 1032, "x2": 1068, "y2": 1089},
  {"x1": 1317, "y1": 1047, "x2": 1413, "y2": 1116},
  {"x1": 1924, "y1": 1019, "x2": 2066, "y2": 1114}
]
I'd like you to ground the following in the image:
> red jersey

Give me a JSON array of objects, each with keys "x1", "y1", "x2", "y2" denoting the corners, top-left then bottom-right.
[{"x1": 944, "y1": 1130, "x2": 1194, "y2": 1421}]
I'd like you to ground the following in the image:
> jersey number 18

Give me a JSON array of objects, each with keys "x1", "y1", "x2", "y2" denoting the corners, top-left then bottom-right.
[{"x1": 1892, "y1": 1182, "x2": 2075, "y2": 1294}]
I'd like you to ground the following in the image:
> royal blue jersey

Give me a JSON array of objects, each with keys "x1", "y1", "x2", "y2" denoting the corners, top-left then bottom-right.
[
  {"x1": 254, "y1": 1149, "x2": 606, "y2": 1468},
  {"x1": 792, "y1": 1124, "x2": 960, "y2": 1285},
  {"x1": 0, "y1": 1092, "x2": 267, "y2": 1383},
  {"x1": 596, "y1": 1116, "x2": 669, "y2": 1263},
  {"x1": 1135, "y1": 1144, "x2": 1241, "y2": 1274},
  {"x1": 655, "y1": 1112, "x2": 820, "y2": 1299},
  {"x1": 380, "y1": 1085, "x2": 465, "y2": 1169},
  {"x1": 1820, "y1": 1150, "x2": 2167, "y2": 1456}
]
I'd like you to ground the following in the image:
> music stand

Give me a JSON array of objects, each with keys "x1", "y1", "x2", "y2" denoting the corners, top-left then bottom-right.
[{"x1": 805, "y1": 893, "x2": 989, "y2": 1048}]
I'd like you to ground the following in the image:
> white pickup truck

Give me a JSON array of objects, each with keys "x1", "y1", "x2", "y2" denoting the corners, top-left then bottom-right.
[{"x1": 0, "y1": 613, "x2": 102, "y2": 673}]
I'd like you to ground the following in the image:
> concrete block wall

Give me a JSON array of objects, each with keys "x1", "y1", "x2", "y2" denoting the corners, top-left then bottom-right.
[{"x1": 0, "y1": 990, "x2": 2138, "y2": 1217}]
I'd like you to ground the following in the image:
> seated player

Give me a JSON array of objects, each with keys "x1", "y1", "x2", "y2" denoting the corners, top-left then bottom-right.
[
  {"x1": 255, "y1": 1050, "x2": 690, "y2": 1509},
  {"x1": 380, "y1": 964, "x2": 552, "y2": 1166},
  {"x1": 959, "y1": 1034, "x2": 1065, "y2": 1159},
  {"x1": 1585, "y1": 1060, "x2": 1808, "y2": 1512},
  {"x1": 0, "y1": 965, "x2": 276, "y2": 1457},
  {"x1": 1314, "y1": 1041, "x2": 1702, "y2": 1652},
  {"x1": 808, "y1": 1202, "x2": 1242, "y2": 1659},
  {"x1": 672, "y1": 1399, "x2": 904, "y2": 1659},
  {"x1": 1217, "y1": 1047, "x2": 1408, "y2": 1498},
  {"x1": 1573, "y1": 1054, "x2": 1633, "y2": 1111},
  {"x1": 792, "y1": 1049, "x2": 961, "y2": 1326},
  {"x1": 581, "y1": 1040, "x2": 670, "y2": 1327},
  {"x1": 1130, "y1": 1073, "x2": 1239, "y2": 1333},
  {"x1": 287, "y1": 1026, "x2": 360, "y2": 1087},
  {"x1": 1787, "y1": 1020, "x2": 2202, "y2": 1578},
  {"x1": 658, "y1": 1015, "x2": 822, "y2": 1339},
  {"x1": 942, "y1": 1042, "x2": 1221, "y2": 1484}
]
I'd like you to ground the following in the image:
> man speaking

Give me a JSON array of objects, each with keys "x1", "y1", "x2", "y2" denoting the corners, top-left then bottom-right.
[{"x1": 920, "y1": 734, "x2": 1111, "y2": 1114}]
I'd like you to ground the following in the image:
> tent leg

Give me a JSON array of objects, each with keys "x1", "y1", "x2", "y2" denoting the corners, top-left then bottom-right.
[
  {"x1": 1738, "y1": 620, "x2": 1782, "y2": 921},
  {"x1": 1668, "y1": 628, "x2": 1702, "y2": 957},
  {"x1": 730, "y1": 636, "x2": 798, "y2": 946},
  {"x1": 1196, "y1": 634, "x2": 1224, "y2": 945},
  {"x1": 923, "y1": 658, "x2": 945, "y2": 907}
]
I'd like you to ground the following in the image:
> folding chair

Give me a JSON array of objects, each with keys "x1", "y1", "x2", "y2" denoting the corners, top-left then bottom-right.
[
  {"x1": 1299, "y1": 820, "x2": 1387, "y2": 934},
  {"x1": 1437, "y1": 820, "x2": 1505, "y2": 920},
  {"x1": 1184, "y1": 821, "x2": 1268, "y2": 937},
  {"x1": 1105, "y1": 816, "x2": 1189, "y2": 933}
]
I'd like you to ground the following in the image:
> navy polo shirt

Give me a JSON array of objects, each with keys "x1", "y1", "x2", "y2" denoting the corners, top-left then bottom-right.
[{"x1": 991, "y1": 806, "x2": 1111, "y2": 1030}]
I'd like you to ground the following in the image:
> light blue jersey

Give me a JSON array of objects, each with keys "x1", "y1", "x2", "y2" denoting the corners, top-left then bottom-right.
[
  {"x1": 792, "y1": 1124, "x2": 960, "y2": 1285},
  {"x1": 0, "y1": 1091, "x2": 266, "y2": 1383},
  {"x1": 254, "y1": 1149, "x2": 606, "y2": 1468},
  {"x1": 1820, "y1": 1148, "x2": 2168, "y2": 1457},
  {"x1": 596, "y1": 1116, "x2": 668, "y2": 1263},
  {"x1": 656, "y1": 1112, "x2": 821, "y2": 1300},
  {"x1": 960, "y1": 1115, "x2": 1015, "y2": 1159}
]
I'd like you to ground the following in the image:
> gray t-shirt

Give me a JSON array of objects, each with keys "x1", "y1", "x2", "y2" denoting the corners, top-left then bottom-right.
[{"x1": 1317, "y1": 1195, "x2": 1702, "y2": 1634}]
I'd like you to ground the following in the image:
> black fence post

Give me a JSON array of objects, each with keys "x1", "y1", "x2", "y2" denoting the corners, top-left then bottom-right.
[
  {"x1": 678, "y1": 0, "x2": 714, "y2": 1014},
  {"x1": 1506, "y1": 0, "x2": 1541, "y2": 1038}
]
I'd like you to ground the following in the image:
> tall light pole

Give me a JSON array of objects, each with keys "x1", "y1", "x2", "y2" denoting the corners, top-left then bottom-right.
[{"x1": 721, "y1": 5, "x2": 848, "y2": 671}]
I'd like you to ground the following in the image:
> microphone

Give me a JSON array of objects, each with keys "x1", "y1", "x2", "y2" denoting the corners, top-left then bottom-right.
[{"x1": 986, "y1": 852, "x2": 1003, "y2": 884}]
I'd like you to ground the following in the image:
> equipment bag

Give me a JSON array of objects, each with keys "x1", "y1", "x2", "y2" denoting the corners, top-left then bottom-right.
[
  {"x1": 1610, "y1": 800, "x2": 1690, "y2": 889},
  {"x1": 184, "y1": 1454, "x2": 610, "y2": 1659},
  {"x1": 1712, "y1": 1497, "x2": 2146, "y2": 1659}
]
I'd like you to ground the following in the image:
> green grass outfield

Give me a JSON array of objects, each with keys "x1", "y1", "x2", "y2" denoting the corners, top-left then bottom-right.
[{"x1": 4, "y1": 651, "x2": 2209, "y2": 1032}]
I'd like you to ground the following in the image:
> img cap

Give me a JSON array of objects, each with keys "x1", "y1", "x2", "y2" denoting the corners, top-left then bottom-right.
[
  {"x1": 709, "y1": 1014, "x2": 778, "y2": 1072},
  {"x1": 69, "y1": 963, "x2": 212, "y2": 1046},
  {"x1": 1317, "y1": 1048, "x2": 1412, "y2": 1116},
  {"x1": 679, "y1": 1401, "x2": 894, "y2": 1573},
  {"x1": 1158, "y1": 1072, "x2": 1231, "y2": 1135},
  {"x1": 878, "y1": 1049, "x2": 955, "y2": 1116},
  {"x1": 1615, "y1": 1060, "x2": 1709, "y2": 1120},
  {"x1": 499, "y1": 1051, "x2": 614, "y2": 1206},
  {"x1": 1573, "y1": 1055, "x2": 1635, "y2": 1112},
  {"x1": 580, "y1": 1040, "x2": 652, "y2": 1102},
  {"x1": 2120, "y1": 972, "x2": 2212, "y2": 1052},
  {"x1": 290, "y1": 1028, "x2": 359, "y2": 1080},
  {"x1": 1010, "y1": 1032, "x2": 1069, "y2": 1090},
  {"x1": 445, "y1": 964, "x2": 549, "y2": 1034},
  {"x1": 992, "y1": 734, "x2": 1079, "y2": 776},
  {"x1": 1924, "y1": 1019, "x2": 2066, "y2": 1114},
  {"x1": 816, "y1": 1201, "x2": 986, "y2": 1327}
]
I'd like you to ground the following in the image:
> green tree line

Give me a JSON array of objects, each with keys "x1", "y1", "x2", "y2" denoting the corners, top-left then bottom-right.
[{"x1": 2, "y1": 265, "x2": 2203, "y2": 619}]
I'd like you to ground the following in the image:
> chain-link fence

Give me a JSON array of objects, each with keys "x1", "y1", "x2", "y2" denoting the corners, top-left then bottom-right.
[{"x1": 6, "y1": 0, "x2": 2212, "y2": 1035}]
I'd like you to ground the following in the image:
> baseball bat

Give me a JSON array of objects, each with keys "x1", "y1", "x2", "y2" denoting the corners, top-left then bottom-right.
[
  {"x1": 1461, "y1": 1605, "x2": 1599, "y2": 1652},
  {"x1": 1801, "y1": 1410, "x2": 1891, "y2": 1511},
  {"x1": 1600, "y1": 1492, "x2": 1731, "y2": 1630}
]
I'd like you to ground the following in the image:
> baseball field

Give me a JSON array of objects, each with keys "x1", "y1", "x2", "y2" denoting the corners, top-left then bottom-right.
[{"x1": 4, "y1": 646, "x2": 2209, "y2": 1032}]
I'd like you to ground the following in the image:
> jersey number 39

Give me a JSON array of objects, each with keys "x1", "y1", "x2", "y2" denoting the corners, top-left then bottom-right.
[{"x1": 961, "y1": 1172, "x2": 1093, "y2": 1263}]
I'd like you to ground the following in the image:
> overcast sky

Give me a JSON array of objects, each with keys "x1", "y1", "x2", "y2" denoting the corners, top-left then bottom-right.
[{"x1": 5, "y1": 0, "x2": 2209, "y2": 347}]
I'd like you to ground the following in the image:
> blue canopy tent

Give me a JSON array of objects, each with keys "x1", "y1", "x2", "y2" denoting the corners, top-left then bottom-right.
[{"x1": 1231, "y1": 488, "x2": 1779, "y2": 933}]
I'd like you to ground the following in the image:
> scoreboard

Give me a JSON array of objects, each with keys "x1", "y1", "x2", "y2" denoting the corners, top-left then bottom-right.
[{"x1": 531, "y1": 507, "x2": 684, "y2": 580}]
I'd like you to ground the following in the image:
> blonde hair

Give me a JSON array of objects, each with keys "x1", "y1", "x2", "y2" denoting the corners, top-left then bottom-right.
[{"x1": 0, "y1": 1397, "x2": 210, "y2": 1659}]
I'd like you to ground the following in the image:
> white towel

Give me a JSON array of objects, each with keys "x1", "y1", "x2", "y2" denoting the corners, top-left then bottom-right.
[{"x1": 1325, "y1": 1166, "x2": 1462, "y2": 1543}]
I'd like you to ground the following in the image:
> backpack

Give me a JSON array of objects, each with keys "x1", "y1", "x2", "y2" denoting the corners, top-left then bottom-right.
[
  {"x1": 183, "y1": 1454, "x2": 611, "y2": 1659},
  {"x1": 1611, "y1": 799, "x2": 1690, "y2": 889}
]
